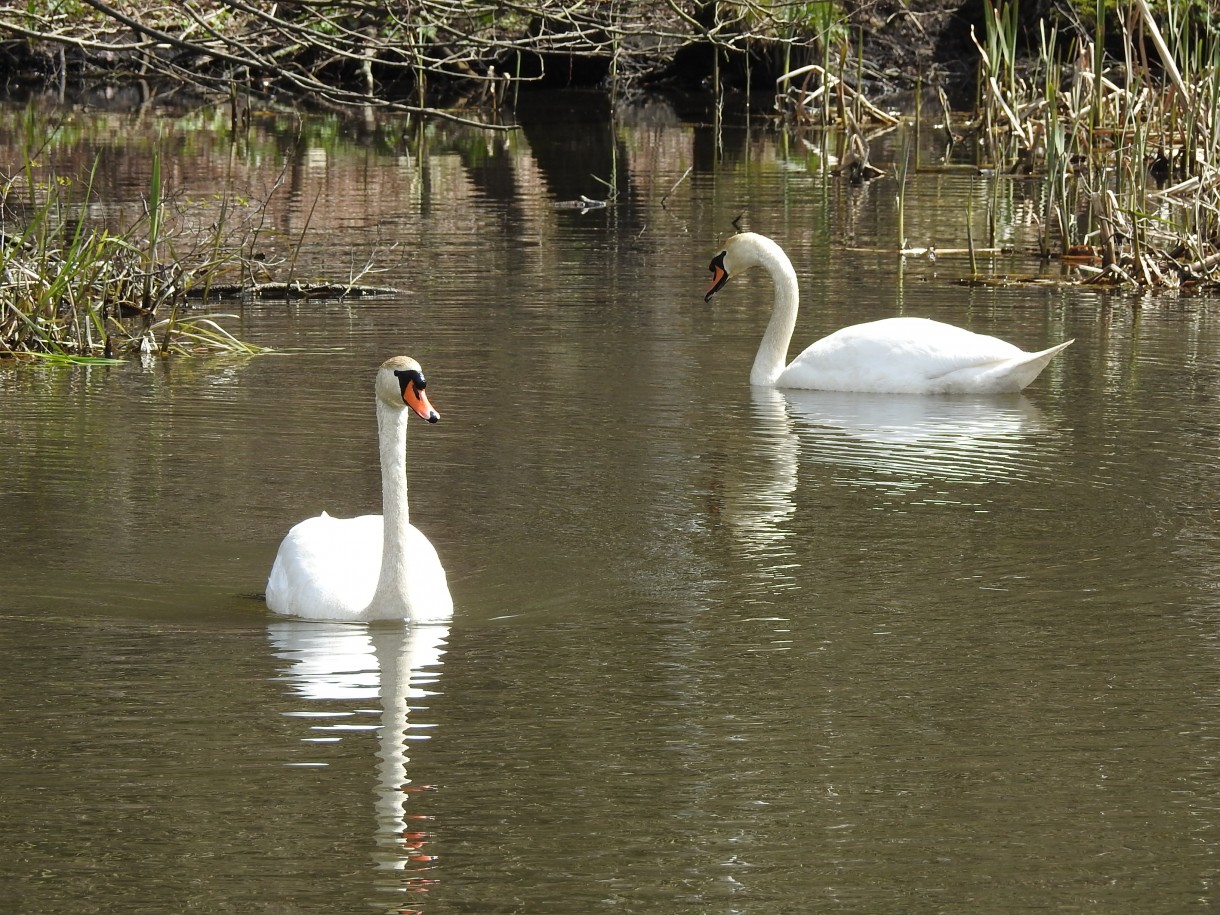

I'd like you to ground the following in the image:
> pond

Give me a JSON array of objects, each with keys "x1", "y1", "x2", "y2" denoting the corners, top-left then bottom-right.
[{"x1": 3, "y1": 90, "x2": 1220, "y2": 914}]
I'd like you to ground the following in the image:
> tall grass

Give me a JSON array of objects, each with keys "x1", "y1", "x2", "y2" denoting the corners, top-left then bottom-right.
[
  {"x1": 966, "y1": 0, "x2": 1220, "y2": 287},
  {"x1": 1, "y1": 142, "x2": 268, "y2": 362}
]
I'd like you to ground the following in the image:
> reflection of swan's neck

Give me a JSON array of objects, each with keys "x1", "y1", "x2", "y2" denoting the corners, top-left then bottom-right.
[
  {"x1": 371, "y1": 626, "x2": 412, "y2": 865},
  {"x1": 726, "y1": 387, "x2": 799, "y2": 554},
  {"x1": 751, "y1": 241, "x2": 800, "y2": 387},
  {"x1": 366, "y1": 400, "x2": 411, "y2": 615}
]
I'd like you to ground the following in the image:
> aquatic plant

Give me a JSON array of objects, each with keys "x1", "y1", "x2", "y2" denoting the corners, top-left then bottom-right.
[
  {"x1": 960, "y1": 0, "x2": 1220, "y2": 288},
  {"x1": 0, "y1": 140, "x2": 269, "y2": 361}
]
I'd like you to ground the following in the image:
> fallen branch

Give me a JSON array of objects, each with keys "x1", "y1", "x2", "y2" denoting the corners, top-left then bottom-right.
[{"x1": 188, "y1": 281, "x2": 400, "y2": 301}]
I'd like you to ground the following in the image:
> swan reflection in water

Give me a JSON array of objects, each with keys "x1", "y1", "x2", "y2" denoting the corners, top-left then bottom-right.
[
  {"x1": 714, "y1": 387, "x2": 802, "y2": 613},
  {"x1": 778, "y1": 388, "x2": 1053, "y2": 487},
  {"x1": 721, "y1": 386, "x2": 800, "y2": 557},
  {"x1": 720, "y1": 387, "x2": 1055, "y2": 574},
  {"x1": 268, "y1": 620, "x2": 448, "y2": 893},
  {"x1": 721, "y1": 387, "x2": 1051, "y2": 547}
]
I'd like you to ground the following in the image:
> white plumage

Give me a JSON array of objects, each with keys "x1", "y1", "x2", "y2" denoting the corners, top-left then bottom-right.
[
  {"x1": 266, "y1": 356, "x2": 453, "y2": 622},
  {"x1": 705, "y1": 232, "x2": 1072, "y2": 394}
]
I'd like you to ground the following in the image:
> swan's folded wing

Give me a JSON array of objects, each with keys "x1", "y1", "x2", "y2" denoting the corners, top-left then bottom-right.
[
  {"x1": 266, "y1": 513, "x2": 383, "y2": 618},
  {"x1": 782, "y1": 318, "x2": 1065, "y2": 394},
  {"x1": 927, "y1": 339, "x2": 1074, "y2": 393}
]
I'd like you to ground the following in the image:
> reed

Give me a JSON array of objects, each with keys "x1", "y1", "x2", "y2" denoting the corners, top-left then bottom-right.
[
  {"x1": 963, "y1": 0, "x2": 1220, "y2": 287},
  {"x1": 895, "y1": 128, "x2": 912, "y2": 249},
  {"x1": 1, "y1": 143, "x2": 269, "y2": 362},
  {"x1": 772, "y1": 3, "x2": 891, "y2": 128}
]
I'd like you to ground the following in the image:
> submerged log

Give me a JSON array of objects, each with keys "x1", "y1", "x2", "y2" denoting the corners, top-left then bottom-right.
[{"x1": 187, "y1": 281, "x2": 400, "y2": 302}]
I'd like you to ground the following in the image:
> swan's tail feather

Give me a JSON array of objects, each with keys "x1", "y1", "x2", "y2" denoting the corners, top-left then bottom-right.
[
  {"x1": 995, "y1": 338, "x2": 1074, "y2": 392},
  {"x1": 1031, "y1": 339, "x2": 1075, "y2": 359}
]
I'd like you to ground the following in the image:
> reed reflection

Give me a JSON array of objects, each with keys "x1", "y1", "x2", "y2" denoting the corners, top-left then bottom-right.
[{"x1": 268, "y1": 620, "x2": 448, "y2": 901}]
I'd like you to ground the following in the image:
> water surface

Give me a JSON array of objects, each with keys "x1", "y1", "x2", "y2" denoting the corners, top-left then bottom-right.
[{"x1": 3, "y1": 96, "x2": 1220, "y2": 913}]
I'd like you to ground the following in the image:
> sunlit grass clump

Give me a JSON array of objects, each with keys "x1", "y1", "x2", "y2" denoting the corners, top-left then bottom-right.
[{"x1": 1, "y1": 153, "x2": 267, "y2": 363}]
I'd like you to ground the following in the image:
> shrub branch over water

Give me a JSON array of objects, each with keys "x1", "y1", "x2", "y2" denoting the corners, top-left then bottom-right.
[{"x1": 0, "y1": 1, "x2": 842, "y2": 121}]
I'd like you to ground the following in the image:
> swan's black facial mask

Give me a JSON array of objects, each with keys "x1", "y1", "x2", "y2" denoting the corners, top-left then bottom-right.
[
  {"x1": 394, "y1": 368, "x2": 426, "y2": 397},
  {"x1": 705, "y1": 251, "x2": 729, "y2": 302}
]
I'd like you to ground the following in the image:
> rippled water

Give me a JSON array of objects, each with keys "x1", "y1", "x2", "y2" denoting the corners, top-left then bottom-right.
[{"x1": 4, "y1": 95, "x2": 1220, "y2": 913}]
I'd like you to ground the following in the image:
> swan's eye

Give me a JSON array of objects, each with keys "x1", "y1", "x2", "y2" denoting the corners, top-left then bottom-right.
[
  {"x1": 394, "y1": 368, "x2": 425, "y2": 398},
  {"x1": 709, "y1": 251, "x2": 727, "y2": 273}
]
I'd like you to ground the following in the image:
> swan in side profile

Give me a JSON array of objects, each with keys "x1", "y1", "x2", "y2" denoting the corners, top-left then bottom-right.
[
  {"x1": 704, "y1": 232, "x2": 1073, "y2": 393},
  {"x1": 266, "y1": 356, "x2": 453, "y2": 622}
]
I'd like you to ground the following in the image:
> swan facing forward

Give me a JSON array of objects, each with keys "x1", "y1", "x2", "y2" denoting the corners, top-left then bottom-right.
[
  {"x1": 705, "y1": 232, "x2": 1072, "y2": 394},
  {"x1": 266, "y1": 356, "x2": 453, "y2": 623}
]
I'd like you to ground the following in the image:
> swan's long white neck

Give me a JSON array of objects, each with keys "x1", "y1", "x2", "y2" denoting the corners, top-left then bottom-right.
[
  {"x1": 747, "y1": 237, "x2": 800, "y2": 387},
  {"x1": 365, "y1": 398, "x2": 411, "y2": 616}
]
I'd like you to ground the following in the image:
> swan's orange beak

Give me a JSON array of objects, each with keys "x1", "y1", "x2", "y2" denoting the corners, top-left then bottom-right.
[
  {"x1": 705, "y1": 251, "x2": 729, "y2": 302},
  {"x1": 404, "y1": 384, "x2": 440, "y2": 423}
]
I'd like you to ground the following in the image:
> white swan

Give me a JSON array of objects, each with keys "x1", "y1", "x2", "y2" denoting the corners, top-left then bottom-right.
[
  {"x1": 705, "y1": 232, "x2": 1073, "y2": 393},
  {"x1": 266, "y1": 356, "x2": 453, "y2": 622}
]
